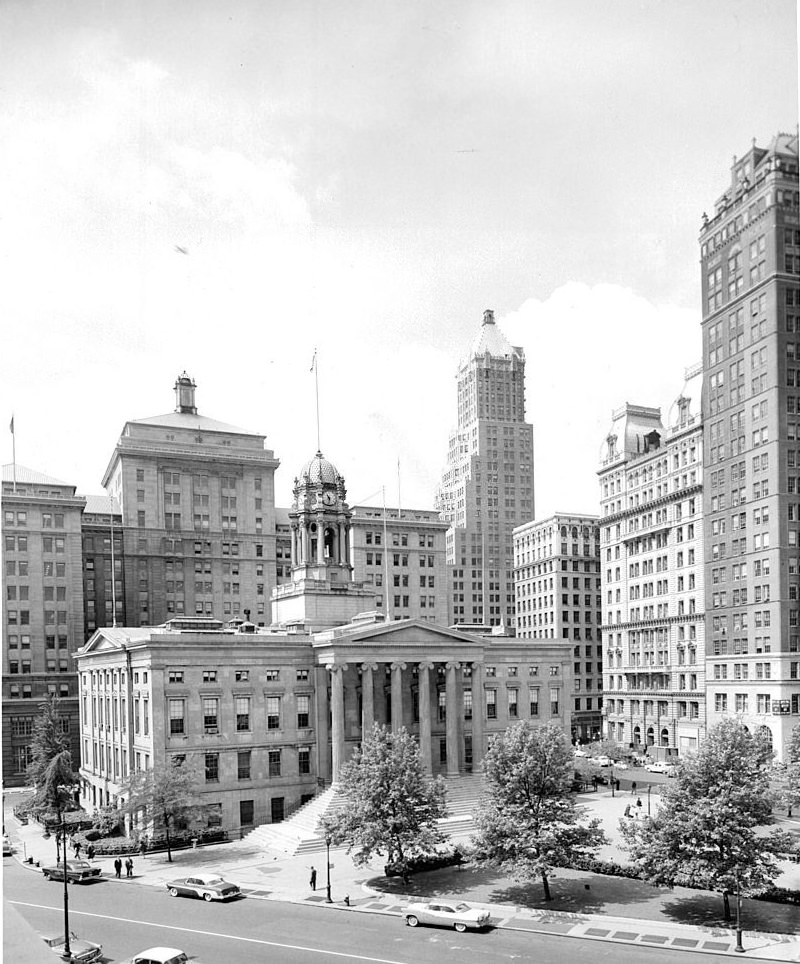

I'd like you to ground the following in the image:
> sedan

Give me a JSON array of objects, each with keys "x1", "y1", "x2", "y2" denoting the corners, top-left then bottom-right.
[
  {"x1": 591, "y1": 755, "x2": 613, "y2": 767},
  {"x1": 645, "y1": 761, "x2": 677, "y2": 775},
  {"x1": 42, "y1": 860, "x2": 102, "y2": 883},
  {"x1": 404, "y1": 900, "x2": 490, "y2": 932},
  {"x1": 3, "y1": 833, "x2": 12, "y2": 855},
  {"x1": 166, "y1": 874, "x2": 241, "y2": 901},
  {"x1": 41, "y1": 931, "x2": 103, "y2": 964},
  {"x1": 118, "y1": 947, "x2": 206, "y2": 964}
]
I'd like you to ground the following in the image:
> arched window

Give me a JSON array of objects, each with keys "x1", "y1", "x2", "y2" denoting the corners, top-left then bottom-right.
[
  {"x1": 660, "y1": 727, "x2": 670, "y2": 747},
  {"x1": 633, "y1": 725, "x2": 641, "y2": 746},
  {"x1": 646, "y1": 726, "x2": 655, "y2": 746},
  {"x1": 757, "y1": 725, "x2": 773, "y2": 749}
]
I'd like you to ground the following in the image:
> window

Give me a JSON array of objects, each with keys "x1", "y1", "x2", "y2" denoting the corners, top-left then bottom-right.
[
  {"x1": 268, "y1": 749, "x2": 281, "y2": 777},
  {"x1": 237, "y1": 750, "x2": 251, "y2": 781},
  {"x1": 235, "y1": 696, "x2": 250, "y2": 731},
  {"x1": 235, "y1": 670, "x2": 249, "y2": 682},
  {"x1": 205, "y1": 753, "x2": 219, "y2": 783},
  {"x1": 265, "y1": 669, "x2": 280, "y2": 681},
  {"x1": 297, "y1": 694, "x2": 310, "y2": 728},
  {"x1": 203, "y1": 697, "x2": 219, "y2": 734},
  {"x1": 508, "y1": 689, "x2": 518, "y2": 718},
  {"x1": 203, "y1": 670, "x2": 217, "y2": 683},
  {"x1": 267, "y1": 696, "x2": 281, "y2": 730},
  {"x1": 168, "y1": 670, "x2": 184, "y2": 684},
  {"x1": 169, "y1": 699, "x2": 185, "y2": 736},
  {"x1": 298, "y1": 746, "x2": 311, "y2": 775},
  {"x1": 486, "y1": 690, "x2": 497, "y2": 719}
]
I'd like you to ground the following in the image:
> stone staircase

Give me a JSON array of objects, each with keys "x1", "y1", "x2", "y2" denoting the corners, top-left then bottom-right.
[{"x1": 243, "y1": 772, "x2": 484, "y2": 857}]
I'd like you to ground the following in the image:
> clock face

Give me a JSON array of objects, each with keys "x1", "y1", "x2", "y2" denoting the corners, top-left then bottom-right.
[{"x1": 322, "y1": 491, "x2": 336, "y2": 506}]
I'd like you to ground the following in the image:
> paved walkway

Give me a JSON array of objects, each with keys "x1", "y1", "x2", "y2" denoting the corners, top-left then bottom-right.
[{"x1": 5, "y1": 787, "x2": 800, "y2": 960}]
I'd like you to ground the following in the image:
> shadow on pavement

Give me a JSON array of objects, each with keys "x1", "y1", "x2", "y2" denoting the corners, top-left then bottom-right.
[{"x1": 659, "y1": 893, "x2": 800, "y2": 936}]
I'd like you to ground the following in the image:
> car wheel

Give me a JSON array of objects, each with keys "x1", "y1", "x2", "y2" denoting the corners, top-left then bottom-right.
[
  {"x1": 406, "y1": 915, "x2": 419, "y2": 927},
  {"x1": 42, "y1": 872, "x2": 50, "y2": 880},
  {"x1": 454, "y1": 922, "x2": 467, "y2": 933},
  {"x1": 169, "y1": 888, "x2": 179, "y2": 897},
  {"x1": 203, "y1": 891, "x2": 213, "y2": 901}
]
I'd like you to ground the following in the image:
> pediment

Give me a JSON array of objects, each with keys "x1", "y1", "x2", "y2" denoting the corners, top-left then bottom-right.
[{"x1": 312, "y1": 618, "x2": 486, "y2": 658}]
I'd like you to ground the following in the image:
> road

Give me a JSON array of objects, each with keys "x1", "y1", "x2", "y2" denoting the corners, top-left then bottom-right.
[{"x1": 5, "y1": 859, "x2": 736, "y2": 964}]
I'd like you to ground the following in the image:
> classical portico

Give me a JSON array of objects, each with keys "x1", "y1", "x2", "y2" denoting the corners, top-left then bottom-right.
[{"x1": 311, "y1": 619, "x2": 488, "y2": 782}]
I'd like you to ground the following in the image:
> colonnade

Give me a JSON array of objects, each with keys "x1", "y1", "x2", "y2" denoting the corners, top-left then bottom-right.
[{"x1": 315, "y1": 659, "x2": 485, "y2": 783}]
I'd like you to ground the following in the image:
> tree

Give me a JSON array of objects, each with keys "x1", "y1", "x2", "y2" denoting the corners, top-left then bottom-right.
[
  {"x1": 120, "y1": 758, "x2": 205, "y2": 862},
  {"x1": 772, "y1": 724, "x2": 800, "y2": 817},
  {"x1": 621, "y1": 718, "x2": 794, "y2": 921},
  {"x1": 319, "y1": 723, "x2": 448, "y2": 880},
  {"x1": 472, "y1": 721, "x2": 606, "y2": 901},
  {"x1": 26, "y1": 696, "x2": 74, "y2": 800}
]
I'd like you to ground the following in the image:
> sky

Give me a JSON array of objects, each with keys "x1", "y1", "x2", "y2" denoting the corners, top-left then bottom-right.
[{"x1": 1, "y1": 0, "x2": 797, "y2": 516}]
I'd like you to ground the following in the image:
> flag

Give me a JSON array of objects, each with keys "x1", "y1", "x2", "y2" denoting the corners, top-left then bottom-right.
[
  {"x1": 310, "y1": 350, "x2": 316, "y2": 372},
  {"x1": 9, "y1": 415, "x2": 13, "y2": 434}
]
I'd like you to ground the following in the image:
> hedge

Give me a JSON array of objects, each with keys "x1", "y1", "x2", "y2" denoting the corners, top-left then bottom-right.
[{"x1": 384, "y1": 845, "x2": 466, "y2": 878}]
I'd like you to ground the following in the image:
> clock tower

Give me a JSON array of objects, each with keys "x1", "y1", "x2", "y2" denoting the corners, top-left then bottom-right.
[{"x1": 271, "y1": 451, "x2": 375, "y2": 630}]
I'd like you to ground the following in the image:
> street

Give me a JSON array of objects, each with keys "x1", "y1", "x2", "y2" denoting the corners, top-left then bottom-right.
[{"x1": 5, "y1": 859, "x2": 738, "y2": 964}]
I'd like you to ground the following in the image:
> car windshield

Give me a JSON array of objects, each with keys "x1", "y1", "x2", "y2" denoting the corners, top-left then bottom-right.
[
  {"x1": 202, "y1": 878, "x2": 224, "y2": 885},
  {"x1": 165, "y1": 955, "x2": 189, "y2": 964}
]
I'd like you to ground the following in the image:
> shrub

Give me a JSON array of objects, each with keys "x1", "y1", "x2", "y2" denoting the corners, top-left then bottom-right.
[
  {"x1": 384, "y1": 845, "x2": 466, "y2": 878},
  {"x1": 752, "y1": 887, "x2": 800, "y2": 906}
]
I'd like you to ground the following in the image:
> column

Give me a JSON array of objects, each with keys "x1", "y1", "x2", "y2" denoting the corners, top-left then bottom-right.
[
  {"x1": 471, "y1": 662, "x2": 484, "y2": 768},
  {"x1": 361, "y1": 662, "x2": 377, "y2": 734},
  {"x1": 315, "y1": 665, "x2": 331, "y2": 784},
  {"x1": 338, "y1": 523, "x2": 346, "y2": 565},
  {"x1": 445, "y1": 661, "x2": 460, "y2": 776},
  {"x1": 418, "y1": 661, "x2": 434, "y2": 775},
  {"x1": 316, "y1": 517, "x2": 325, "y2": 564},
  {"x1": 330, "y1": 664, "x2": 347, "y2": 783},
  {"x1": 301, "y1": 523, "x2": 310, "y2": 565},
  {"x1": 390, "y1": 661, "x2": 406, "y2": 733}
]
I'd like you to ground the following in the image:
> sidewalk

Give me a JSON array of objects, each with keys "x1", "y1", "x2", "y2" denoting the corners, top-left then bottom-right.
[{"x1": 4, "y1": 787, "x2": 800, "y2": 961}]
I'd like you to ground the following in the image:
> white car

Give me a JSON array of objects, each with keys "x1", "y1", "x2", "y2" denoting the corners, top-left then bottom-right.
[
  {"x1": 645, "y1": 761, "x2": 677, "y2": 775},
  {"x1": 614, "y1": 761, "x2": 630, "y2": 770},
  {"x1": 118, "y1": 948, "x2": 206, "y2": 964},
  {"x1": 404, "y1": 900, "x2": 490, "y2": 932},
  {"x1": 591, "y1": 755, "x2": 613, "y2": 767},
  {"x1": 41, "y1": 931, "x2": 103, "y2": 964},
  {"x1": 573, "y1": 748, "x2": 588, "y2": 757}
]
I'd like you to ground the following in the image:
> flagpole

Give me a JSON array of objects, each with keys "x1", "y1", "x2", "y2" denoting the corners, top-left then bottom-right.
[
  {"x1": 311, "y1": 350, "x2": 321, "y2": 452},
  {"x1": 382, "y1": 486, "x2": 390, "y2": 618},
  {"x1": 10, "y1": 414, "x2": 16, "y2": 493},
  {"x1": 397, "y1": 458, "x2": 402, "y2": 520}
]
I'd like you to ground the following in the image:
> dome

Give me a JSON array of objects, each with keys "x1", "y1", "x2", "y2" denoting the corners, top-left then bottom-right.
[{"x1": 299, "y1": 451, "x2": 341, "y2": 485}]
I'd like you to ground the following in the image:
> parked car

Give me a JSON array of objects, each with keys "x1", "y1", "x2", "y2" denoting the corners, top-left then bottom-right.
[
  {"x1": 644, "y1": 761, "x2": 677, "y2": 775},
  {"x1": 118, "y1": 947, "x2": 204, "y2": 964},
  {"x1": 591, "y1": 755, "x2": 613, "y2": 767},
  {"x1": 613, "y1": 761, "x2": 630, "y2": 770},
  {"x1": 165, "y1": 874, "x2": 241, "y2": 901},
  {"x1": 573, "y1": 747, "x2": 588, "y2": 757},
  {"x1": 41, "y1": 931, "x2": 103, "y2": 963},
  {"x1": 404, "y1": 900, "x2": 490, "y2": 932},
  {"x1": 3, "y1": 833, "x2": 12, "y2": 855},
  {"x1": 42, "y1": 860, "x2": 102, "y2": 883}
]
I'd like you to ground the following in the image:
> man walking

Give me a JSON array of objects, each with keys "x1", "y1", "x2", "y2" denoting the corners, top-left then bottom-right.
[
  {"x1": 309, "y1": 866, "x2": 317, "y2": 891},
  {"x1": 114, "y1": 858, "x2": 122, "y2": 879},
  {"x1": 125, "y1": 857, "x2": 134, "y2": 878}
]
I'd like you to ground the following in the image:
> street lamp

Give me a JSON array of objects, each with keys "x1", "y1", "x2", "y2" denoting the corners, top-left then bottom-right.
[
  {"x1": 57, "y1": 795, "x2": 72, "y2": 963},
  {"x1": 647, "y1": 783, "x2": 651, "y2": 816},
  {"x1": 325, "y1": 836, "x2": 333, "y2": 904},
  {"x1": 734, "y1": 872, "x2": 745, "y2": 953},
  {"x1": 610, "y1": 766, "x2": 615, "y2": 798}
]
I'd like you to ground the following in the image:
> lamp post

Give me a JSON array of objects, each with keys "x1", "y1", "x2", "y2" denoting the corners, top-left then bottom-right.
[
  {"x1": 734, "y1": 873, "x2": 745, "y2": 953},
  {"x1": 647, "y1": 783, "x2": 651, "y2": 816},
  {"x1": 325, "y1": 836, "x2": 332, "y2": 903},
  {"x1": 58, "y1": 798, "x2": 72, "y2": 963},
  {"x1": 610, "y1": 766, "x2": 615, "y2": 798}
]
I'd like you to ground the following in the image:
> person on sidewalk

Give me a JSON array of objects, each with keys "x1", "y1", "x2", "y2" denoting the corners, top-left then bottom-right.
[
  {"x1": 73, "y1": 840, "x2": 81, "y2": 858},
  {"x1": 309, "y1": 866, "x2": 317, "y2": 891},
  {"x1": 125, "y1": 857, "x2": 134, "y2": 878},
  {"x1": 631, "y1": 781, "x2": 637, "y2": 796},
  {"x1": 87, "y1": 844, "x2": 95, "y2": 861},
  {"x1": 114, "y1": 858, "x2": 122, "y2": 878}
]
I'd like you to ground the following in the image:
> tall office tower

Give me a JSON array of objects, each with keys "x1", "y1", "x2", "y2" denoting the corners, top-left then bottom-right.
[
  {"x1": 349, "y1": 505, "x2": 449, "y2": 623},
  {"x1": 2, "y1": 465, "x2": 86, "y2": 785},
  {"x1": 700, "y1": 133, "x2": 800, "y2": 759},
  {"x1": 513, "y1": 513, "x2": 603, "y2": 742},
  {"x1": 435, "y1": 310, "x2": 534, "y2": 628},
  {"x1": 102, "y1": 373, "x2": 280, "y2": 628},
  {"x1": 81, "y1": 495, "x2": 125, "y2": 641},
  {"x1": 598, "y1": 365, "x2": 706, "y2": 759}
]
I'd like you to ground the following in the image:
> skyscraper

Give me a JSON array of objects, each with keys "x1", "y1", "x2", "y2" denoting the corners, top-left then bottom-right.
[
  {"x1": 700, "y1": 132, "x2": 800, "y2": 759},
  {"x1": 101, "y1": 373, "x2": 279, "y2": 628},
  {"x1": 436, "y1": 310, "x2": 534, "y2": 628}
]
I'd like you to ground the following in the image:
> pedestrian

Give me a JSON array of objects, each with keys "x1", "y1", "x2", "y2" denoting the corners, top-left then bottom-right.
[
  {"x1": 624, "y1": 804, "x2": 631, "y2": 818},
  {"x1": 140, "y1": 837, "x2": 148, "y2": 859},
  {"x1": 592, "y1": 774, "x2": 598, "y2": 792},
  {"x1": 87, "y1": 844, "x2": 95, "y2": 861},
  {"x1": 309, "y1": 866, "x2": 317, "y2": 891},
  {"x1": 636, "y1": 797, "x2": 642, "y2": 809},
  {"x1": 125, "y1": 857, "x2": 134, "y2": 878},
  {"x1": 74, "y1": 840, "x2": 81, "y2": 858},
  {"x1": 114, "y1": 858, "x2": 122, "y2": 879},
  {"x1": 615, "y1": 778, "x2": 620, "y2": 792}
]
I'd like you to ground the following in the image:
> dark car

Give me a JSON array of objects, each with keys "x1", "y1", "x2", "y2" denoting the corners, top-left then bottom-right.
[
  {"x1": 165, "y1": 874, "x2": 241, "y2": 901},
  {"x1": 42, "y1": 860, "x2": 102, "y2": 883}
]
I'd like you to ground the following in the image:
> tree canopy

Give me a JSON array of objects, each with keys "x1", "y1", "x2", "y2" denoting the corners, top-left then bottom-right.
[
  {"x1": 26, "y1": 697, "x2": 80, "y2": 815},
  {"x1": 120, "y1": 757, "x2": 205, "y2": 862},
  {"x1": 773, "y1": 724, "x2": 800, "y2": 817},
  {"x1": 319, "y1": 723, "x2": 448, "y2": 877},
  {"x1": 472, "y1": 721, "x2": 606, "y2": 900},
  {"x1": 621, "y1": 718, "x2": 794, "y2": 920}
]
